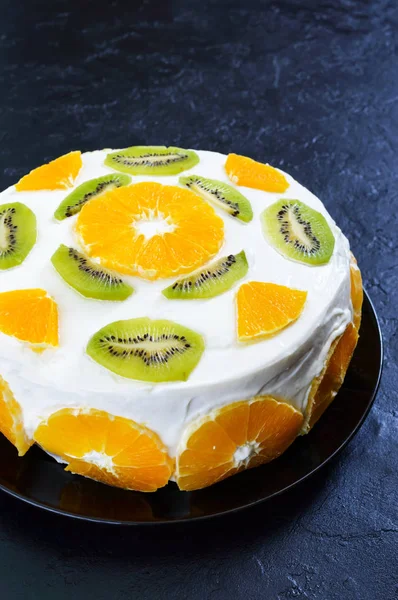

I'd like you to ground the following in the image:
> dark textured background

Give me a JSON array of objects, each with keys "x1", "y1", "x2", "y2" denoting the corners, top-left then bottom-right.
[{"x1": 0, "y1": 1, "x2": 397, "y2": 598}]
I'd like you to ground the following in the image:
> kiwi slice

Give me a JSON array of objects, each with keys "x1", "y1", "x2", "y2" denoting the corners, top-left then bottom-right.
[
  {"x1": 0, "y1": 202, "x2": 36, "y2": 270},
  {"x1": 104, "y1": 146, "x2": 199, "y2": 176},
  {"x1": 87, "y1": 317, "x2": 205, "y2": 382},
  {"x1": 261, "y1": 199, "x2": 335, "y2": 266},
  {"x1": 163, "y1": 251, "x2": 248, "y2": 300},
  {"x1": 54, "y1": 173, "x2": 131, "y2": 220},
  {"x1": 179, "y1": 175, "x2": 253, "y2": 223},
  {"x1": 51, "y1": 245, "x2": 133, "y2": 301}
]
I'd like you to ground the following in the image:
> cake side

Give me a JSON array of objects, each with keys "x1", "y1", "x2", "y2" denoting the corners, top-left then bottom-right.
[
  {"x1": 302, "y1": 253, "x2": 363, "y2": 432},
  {"x1": 174, "y1": 257, "x2": 362, "y2": 490},
  {"x1": 0, "y1": 147, "x2": 356, "y2": 491}
]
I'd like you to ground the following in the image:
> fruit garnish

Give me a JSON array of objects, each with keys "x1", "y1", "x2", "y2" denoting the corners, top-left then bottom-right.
[
  {"x1": 261, "y1": 199, "x2": 335, "y2": 266},
  {"x1": 51, "y1": 245, "x2": 134, "y2": 301},
  {"x1": 302, "y1": 255, "x2": 363, "y2": 433},
  {"x1": 86, "y1": 317, "x2": 205, "y2": 383},
  {"x1": 349, "y1": 254, "x2": 363, "y2": 330},
  {"x1": 75, "y1": 182, "x2": 224, "y2": 280},
  {"x1": 176, "y1": 397, "x2": 303, "y2": 491},
  {"x1": 236, "y1": 281, "x2": 307, "y2": 342},
  {"x1": 304, "y1": 322, "x2": 358, "y2": 433},
  {"x1": 15, "y1": 151, "x2": 82, "y2": 191},
  {"x1": 0, "y1": 289, "x2": 59, "y2": 347},
  {"x1": 179, "y1": 175, "x2": 253, "y2": 222},
  {"x1": 162, "y1": 251, "x2": 248, "y2": 300},
  {"x1": 105, "y1": 146, "x2": 199, "y2": 176},
  {"x1": 225, "y1": 153, "x2": 289, "y2": 193},
  {"x1": 54, "y1": 173, "x2": 132, "y2": 220},
  {"x1": 0, "y1": 376, "x2": 32, "y2": 456},
  {"x1": 34, "y1": 408, "x2": 173, "y2": 492},
  {"x1": 0, "y1": 202, "x2": 36, "y2": 269}
]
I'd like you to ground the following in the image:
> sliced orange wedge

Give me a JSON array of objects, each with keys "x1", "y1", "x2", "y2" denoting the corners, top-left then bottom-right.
[
  {"x1": 303, "y1": 255, "x2": 363, "y2": 431},
  {"x1": 305, "y1": 322, "x2": 359, "y2": 431},
  {"x1": 0, "y1": 376, "x2": 32, "y2": 455},
  {"x1": 349, "y1": 254, "x2": 363, "y2": 331},
  {"x1": 0, "y1": 288, "x2": 59, "y2": 347},
  {"x1": 34, "y1": 408, "x2": 173, "y2": 492},
  {"x1": 236, "y1": 281, "x2": 307, "y2": 342},
  {"x1": 75, "y1": 182, "x2": 224, "y2": 280},
  {"x1": 225, "y1": 153, "x2": 289, "y2": 193},
  {"x1": 176, "y1": 397, "x2": 303, "y2": 491},
  {"x1": 15, "y1": 151, "x2": 82, "y2": 191}
]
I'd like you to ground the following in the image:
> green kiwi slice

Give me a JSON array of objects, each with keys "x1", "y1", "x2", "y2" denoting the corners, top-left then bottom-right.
[
  {"x1": 104, "y1": 146, "x2": 199, "y2": 176},
  {"x1": 0, "y1": 202, "x2": 37, "y2": 270},
  {"x1": 179, "y1": 175, "x2": 253, "y2": 223},
  {"x1": 261, "y1": 199, "x2": 335, "y2": 266},
  {"x1": 162, "y1": 251, "x2": 248, "y2": 300},
  {"x1": 86, "y1": 317, "x2": 205, "y2": 382},
  {"x1": 51, "y1": 245, "x2": 133, "y2": 301},
  {"x1": 54, "y1": 173, "x2": 131, "y2": 220}
]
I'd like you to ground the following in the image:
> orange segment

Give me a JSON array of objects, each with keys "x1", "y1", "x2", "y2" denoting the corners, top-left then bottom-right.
[
  {"x1": 0, "y1": 289, "x2": 58, "y2": 347},
  {"x1": 0, "y1": 376, "x2": 32, "y2": 455},
  {"x1": 225, "y1": 153, "x2": 289, "y2": 193},
  {"x1": 236, "y1": 282, "x2": 307, "y2": 342},
  {"x1": 324, "y1": 323, "x2": 359, "y2": 384},
  {"x1": 75, "y1": 182, "x2": 224, "y2": 280},
  {"x1": 15, "y1": 151, "x2": 82, "y2": 191},
  {"x1": 307, "y1": 323, "x2": 359, "y2": 430},
  {"x1": 176, "y1": 397, "x2": 303, "y2": 491},
  {"x1": 34, "y1": 408, "x2": 173, "y2": 492},
  {"x1": 65, "y1": 462, "x2": 120, "y2": 489},
  {"x1": 302, "y1": 254, "x2": 362, "y2": 433},
  {"x1": 349, "y1": 254, "x2": 363, "y2": 330}
]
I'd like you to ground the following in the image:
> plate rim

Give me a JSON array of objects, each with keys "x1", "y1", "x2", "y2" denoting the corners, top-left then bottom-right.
[{"x1": 0, "y1": 290, "x2": 383, "y2": 526}]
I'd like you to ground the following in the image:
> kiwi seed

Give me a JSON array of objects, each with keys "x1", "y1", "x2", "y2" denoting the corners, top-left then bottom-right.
[
  {"x1": 54, "y1": 173, "x2": 132, "y2": 220},
  {"x1": 0, "y1": 202, "x2": 37, "y2": 270},
  {"x1": 104, "y1": 146, "x2": 199, "y2": 176},
  {"x1": 86, "y1": 317, "x2": 205, "y2": 382},
  {"x1": 179, "y1": 175, "x2": 253, "y2": 223},
  {"x1": 261, "y1": 199, "x2": 335, "y2": 266},
  {"x1": 163, "y1": 251, "x2": 249, "y2": 299},
  {"x1": 51, "y1": 244, "x2": 133, "y2": 301}
]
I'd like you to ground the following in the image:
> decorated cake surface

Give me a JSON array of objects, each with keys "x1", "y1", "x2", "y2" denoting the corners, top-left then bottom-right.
[{"x1": 0, "y1": 147, "x2": 359, "y2": 492}]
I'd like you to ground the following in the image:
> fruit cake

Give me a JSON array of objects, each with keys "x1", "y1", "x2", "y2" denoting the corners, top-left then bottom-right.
[{"x1": 0, "y1": 146, "x2": 362, "y2": 492}]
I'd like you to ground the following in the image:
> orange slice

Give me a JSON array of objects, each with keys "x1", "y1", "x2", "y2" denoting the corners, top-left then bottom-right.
[
  {"x1": 306, "y1": 322, "x2": 359, "y2": 430},
  {"x1": 350, "y1": 254, "x2": 363, "y2": 331},
  {"x1": 0, "y1": 376, "x2": 32, "y2": 455},
  {"x1": 225, "y1": 153, "x2": 289, "y2": 193},
  {"x1": 75, "y1": 182, "x2": 224, "y2": 280},
  {"x1": 34, "y1": 408, "x2": 173, "y2": 492},
  {"x1": 176, "y1": 397, "x2": 303, "y2": 491},
  {"x1": 236, "y1": 282, "x2": 307, "y2": 342},
  {"x1": 303, "y1": 254, "x2": 362, "y2": 432},
  {"x1": 0, "y1": 288, "x2": 59, "y2": 347},
  {"x1": 15, "y1": 151, "x2": 82, "y2": 191}
]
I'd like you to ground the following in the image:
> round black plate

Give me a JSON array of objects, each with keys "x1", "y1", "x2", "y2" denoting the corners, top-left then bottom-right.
[{"x1": 0, "y1": 291, "x2": 382, "y2": 525}]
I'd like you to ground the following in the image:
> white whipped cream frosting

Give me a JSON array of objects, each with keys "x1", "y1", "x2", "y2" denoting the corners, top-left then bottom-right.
[{"x1": 0, "y1": 149, "x2": 352, "y2": 455}]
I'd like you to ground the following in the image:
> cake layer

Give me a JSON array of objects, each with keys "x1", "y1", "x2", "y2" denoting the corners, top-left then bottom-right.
[{"x1": 0, "y1": 150, "x2": 352, "y2": 455}]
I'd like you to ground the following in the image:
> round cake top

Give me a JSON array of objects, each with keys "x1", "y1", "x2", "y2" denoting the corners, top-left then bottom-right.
[{"x1": 0, "y1": 148, "x2": 352, "y2": 450}]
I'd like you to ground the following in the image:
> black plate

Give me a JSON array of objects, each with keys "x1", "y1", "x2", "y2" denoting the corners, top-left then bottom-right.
[{"x1": 0, "y1": 291, "x2": 382, "y2": 525}]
